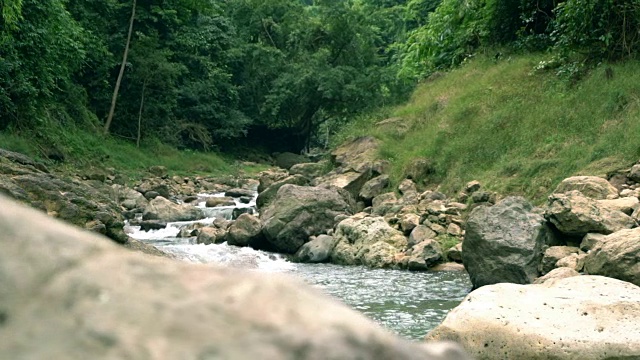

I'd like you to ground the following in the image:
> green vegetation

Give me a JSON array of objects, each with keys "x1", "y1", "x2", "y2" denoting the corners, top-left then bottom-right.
[{"x1": 336, "y1": 54, "x2": 640, "y2": 202}]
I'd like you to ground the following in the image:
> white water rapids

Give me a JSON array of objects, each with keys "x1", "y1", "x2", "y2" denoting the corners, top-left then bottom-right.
[{"x1": 125, "y1": 190, "x2": 471, "y2": 339}]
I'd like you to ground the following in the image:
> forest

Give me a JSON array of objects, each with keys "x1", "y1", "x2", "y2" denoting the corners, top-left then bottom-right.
[{"x1": 1, "y1": 0, "x2": 638, "y2": 157}]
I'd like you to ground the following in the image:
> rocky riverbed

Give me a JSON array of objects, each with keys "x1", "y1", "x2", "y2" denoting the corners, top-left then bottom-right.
[{"x1": 2, "y1": 138, "x2": 640, "y2": 359}]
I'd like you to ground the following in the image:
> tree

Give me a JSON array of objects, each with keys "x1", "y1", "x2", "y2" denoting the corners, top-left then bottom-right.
[{"x1": 104, "y1": 0, "x2": 136, "y2": 135}]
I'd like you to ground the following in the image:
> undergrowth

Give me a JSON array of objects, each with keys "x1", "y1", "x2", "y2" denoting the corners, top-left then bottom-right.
[{"x1": 335, "y1": 53, "x2": 640, "y2": 203}]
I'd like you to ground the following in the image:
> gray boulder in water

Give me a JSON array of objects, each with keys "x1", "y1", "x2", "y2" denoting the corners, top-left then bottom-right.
[
  {"x1": 261, "y1": 184, "x2": 352, "y2": 253},
  {"x1": 0, "y1": 195, "x2": 469, "y2": 360}
]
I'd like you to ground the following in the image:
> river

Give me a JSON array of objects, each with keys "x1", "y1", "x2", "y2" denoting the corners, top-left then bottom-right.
[{"x1": 126, "y1": 192, "x2": 471, "y2": 340}]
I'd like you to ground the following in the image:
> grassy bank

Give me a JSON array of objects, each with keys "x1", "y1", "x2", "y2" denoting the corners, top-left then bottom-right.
[
  {"x1": 0, "y1": 124, "x2": 269, "y2": 180},
  {"x1": 336, "y1": 54, "x2": 640, "y2": 203}
]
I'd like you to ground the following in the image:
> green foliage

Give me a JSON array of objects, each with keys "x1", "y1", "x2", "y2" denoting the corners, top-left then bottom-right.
[
  {"x1": 552, "y1": 0, "x2": 640, "y2": 60},
  {"x1": 335, "y1": 54, "x2": 640, "y2": 203}
]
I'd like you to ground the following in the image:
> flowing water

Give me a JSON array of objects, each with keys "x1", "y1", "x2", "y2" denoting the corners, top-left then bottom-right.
[{"x1": 126, "y1": 192, "x2": 471, "y2": 340}]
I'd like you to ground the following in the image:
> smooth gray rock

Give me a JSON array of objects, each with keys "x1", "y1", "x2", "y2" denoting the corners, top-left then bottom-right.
[
  {"x1": 0, "y1": 195, "x2": 470, "y2": 360},
  {"x1": 463, "y1": 197, "x2": 551, "y2": 289},
  {"x1": 427, "y1": 276, "x2": 640, "y2": 360},
  {"x1": 294, "y1": 235, "x2": 337, "y2": 263},
  {"x1": 261, "y1": 185, "x2": 352, "y2": 253}
]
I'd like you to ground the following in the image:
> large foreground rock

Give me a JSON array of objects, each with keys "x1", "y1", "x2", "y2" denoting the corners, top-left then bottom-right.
[
  {"x1": 463, "y1": 197, "x2": 551, "y2": 289},
  {"x1": 427, "y1": 276, "x2": 640, "y2": 359},
  {"x1": 261, "y1": 185, "x2": 352, "y2": 253},
  {"x1": 584, "y1": 227, "x2": 640, "y2": 286},
  {"x1": 0, "y1": 195, "x2": 469, "y2": 360},
  {"x1": 545, "y1": 191, "x2": 635, "y2": 237}
]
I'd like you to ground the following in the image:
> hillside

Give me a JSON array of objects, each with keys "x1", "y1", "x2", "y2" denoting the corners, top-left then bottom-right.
[{"x1": 335, "y1": 54, "x2": 640, "y2": 202}]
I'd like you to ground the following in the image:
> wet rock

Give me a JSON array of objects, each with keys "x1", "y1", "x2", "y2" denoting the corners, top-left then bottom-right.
[
  {"x1": 553, "y1": 176, "x2": 619, "y2": 200},
  {"x1": 584, "y1": 227, "x2": 640, "y2": 286},
  {"x1": 294, "y1": 235, "x2": 337, "y2": 263},
  {"x1": 224, "y1": 188, "x2": 255, "y2": 198},
  {"x1": 139, "y1": 220, "x2": 168, "y2": 231},
  {"x1": 261, "y1": 185, "x2": 352, "y2": 254},
  {"x1": 331, "y1": 215, "x2": 407, "y2": 268},
  {"x1": 545, "y1": 191, "x2": 635, "y2": 237},
  {"x1": 226, "y1": 214, "x2": 263, "y2": 247},
  {"x1": 427, "y1": 276, "x2": 640, "y2": 359},
  {"x1": 205, "y1": 196, "x2": 235, "y2": 208},
  {"x1": 463, "y1": 197, "x2": 551, "y2": 289},
  {"x1": 142, "y1": 196, "x2": 205, "y2": 223},
  {"x1": 196, "y1": 226, "x2": 227, "y2": 245},
  {"x1": 0, "y1": 196, "x2": 470, "y2": 360}
]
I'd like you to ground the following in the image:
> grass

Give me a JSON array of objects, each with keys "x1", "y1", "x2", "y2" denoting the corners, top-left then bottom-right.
[
  {"x1": 0, "y1": 124, "x2": 270, "y2": 181},
  {"x1": 335, "y1": 53, "x2": 640, "y2": 203}
]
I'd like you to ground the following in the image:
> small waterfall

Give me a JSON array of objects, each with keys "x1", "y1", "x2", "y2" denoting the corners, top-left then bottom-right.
[{"x1": 125, "y1": 190, "x2": 291, "y2": 271}]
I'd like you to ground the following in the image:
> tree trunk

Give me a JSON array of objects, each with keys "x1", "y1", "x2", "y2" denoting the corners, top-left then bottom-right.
[
  {"x1": 104, "y1": 0, "x2": 137, "y2": 135},
  {"x1": 136, "y1": 80, "x2": 146, "y2": 148}
]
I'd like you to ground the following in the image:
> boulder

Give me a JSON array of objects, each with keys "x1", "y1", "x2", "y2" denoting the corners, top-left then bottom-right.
[
  {"x1": 427, "y1": 276, "x2": 640, "y2": 359},
  {"x1": 112, "y1": 185, "x2": 148, "y2": 211},
  {"x1": 148, "y1": 165, "x2": 168, "y2": 178},
  {"x1": 257, "y1": 168, "x2": 289, "y2": 193},
  {"x1": 400, "y1": 213, "x2": 420, "y2": 234},
  {"x1": 597, "y1": 196, "x2": 639, "y2": 215},
  {"x1": 463, "y1": 197, "x2": 551, "y2": 289},
  {"x1": 330, "y1": 136, "x2": 379, "y2": 172},
  {"x1": 629, "y1": 164, "x2": 640, "y2": 182},
  {"x1": 261, "y1": 185, "x2": 352, "y2": 254},
  {"x1": 226, "y1": 213, "x2": 263, "y2": 247},
  {"x1": 545, "y1": 191, "x2": 635, "y2": 237},
  {"x1": 0, "y1": 195, "x2": 469, "y2": 360},
  {"x1": 294, "y1": 235, "x2": 337, "y2": 263},
  {"x1": 205, "y1": 196, "x2": 235, "y2": 208},
  {"x1": 139, "y1": 220, "x2": 168, "y2": 232},
  {"x1": 224, "y1": 188, "x2": 256, "y2": 198},
  {"x1": 553, "y1": 176, "x2": 619, "y2": 200},
  {"x1": 556, "y1": 253, "x2": 587, "y2": 272},
  {"x1": 256, "y1": 174, "x2": 309, "y2": 209},
  {"x1": 331, "y1": 215, "x2": 407, "y2": 268},
  {"x1": 359, "y1": 175, "x2": 389, "y2": 204},
  {"x1": 275, "y1": 152, "x2": 310, "y2": 170},
  {"x1": 313, "y1": 170, "x2": 373, "y2": 200},
  {"x1": 408, "y1": 225, "x2": 437, "y2": 247},
  {"x1": 196, "y1": 226, "x2": 227, "y2": 245},
  {"x1": 406, "y1": 240, "x2": 443, "y2": 271},
  {"x1": 143, "y1": 196, "x2": 205, "y2": 223},
  {"x1": 580, "y1": 233, "x2": 606, "y2": 252},
  {"x1": 539, "y1": 246, "x2": 581, "y2": 275},
  {"x1": 446, "y1": 243, "x2": 463, "y2": 263},
  {"x1": 584, "y1": 227, "x2": 640, "y2": 286},
  {"x1": 403, "y1": 158, "x2": 434, "y2": 183},
  {"x1": 289, "y1": 161, "x2": 328, "y2": 179}
]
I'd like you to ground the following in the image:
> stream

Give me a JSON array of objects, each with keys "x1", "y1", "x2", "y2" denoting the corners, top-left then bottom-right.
[{"x1": 125, "y1": 192, "x2": 471, "y2": 340}]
